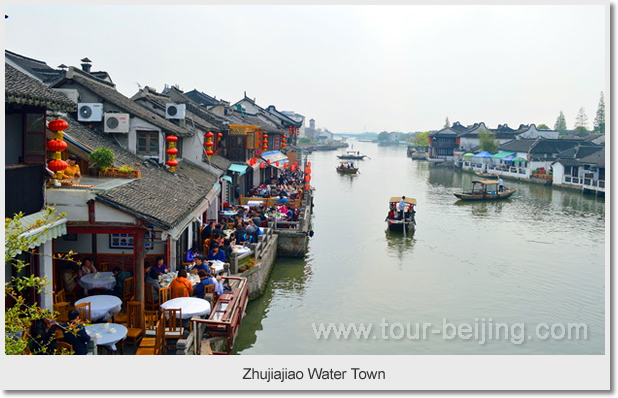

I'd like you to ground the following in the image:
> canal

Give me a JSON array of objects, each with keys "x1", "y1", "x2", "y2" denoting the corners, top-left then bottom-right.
[{"x1": 233, "y1": 140, "x2": 605, "y2": 355}]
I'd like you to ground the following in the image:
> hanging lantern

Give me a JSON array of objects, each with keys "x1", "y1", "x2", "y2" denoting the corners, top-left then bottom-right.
[
  {"x1": 294, "y1": 161, "x2": 299, "y2": 167},
  {"x1": 305, "y1": 167, "x2": 311, "y2": 175},
  {"x1": 217, "y1": 132, "x2": 223, "y2": 142},
  {"x1": 305, "y1": 183, "x2": 310, "y2": 191},
  {"x1": 307, "y1": 161, "x2": 311, "y2": 167},
  {"x1": 275, "y1": 161, "x2": 279, "y2": 167},
  {"x1": 267, "y1": 159, "x2": 271, "y2": 165},
  {"x1": 260, "y1": 162, "x2": 266, "y2": 169},
  {"x1": 283, "y1": 162, "x2": 288, "y2": 169},
  {"x1": 48, "y1": 159, "x2": 68, "y2": 173},
  {"x1": 204, "y1": 132, "x2": 214, "y2": 160},
  {"x1": 291, "y1": 165, "x2": 297, "y2": 172},
  {"x1": 47, "y1": 139, "x2": 67, "y2": 153},
  {"x1": 166, "y1": 135, "x2": 178, "y2": 172},
  {"x1": 206, "y1": 131, "x2": 214, "y2": 139},
  {"x1": 48, "y1": 118, "x2": 69, "y2": 133},
  {"x1": 305, "y1": 175, "x2": 311, "y2": 182},
  {"x1": 281, "y1": 143, "x2": 286, "y2": 149}
]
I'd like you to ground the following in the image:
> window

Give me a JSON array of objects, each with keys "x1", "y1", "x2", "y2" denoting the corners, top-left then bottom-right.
[
  {"x1": 24, "y1": 113, "x2": 46, "y2": 164},
  {"x1": 137, "y1": 131, "x2": 159, "y2": 156}
]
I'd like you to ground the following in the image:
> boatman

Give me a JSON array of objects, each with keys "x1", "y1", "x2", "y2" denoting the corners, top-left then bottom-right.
[
  {"x1": 398, "y1": 196, "x2": 406, "y2": 219},
  {"x1": 498, "y1": 178, "x2": 504, "y2": 192}
]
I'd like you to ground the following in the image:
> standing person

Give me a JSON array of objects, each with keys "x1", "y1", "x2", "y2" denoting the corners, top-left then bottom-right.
[
  {"x1": 61, "y1": 310, "x2": 91, "y2": 355},
  {"x1": 169, "y1": 269, "x2": 193, "y2": 298},
  {"x1": 398, "y1": 196, "x2": 407, "y2": 219},
  {"x1": 153, "y1": 256, "x2": 169, "y2": 275},
  {"x1": 498, "y1": 178, "x2": 504, "y2": 192},
  {"x1": 77, "y1": 258, "x2": 97, "y2": 278},
  {"x1": 201, "y1": 221, "x2": 215, "y2": 241},
  {"x1": 62, "y1": 155, "x2": 82, "y2": 180}
]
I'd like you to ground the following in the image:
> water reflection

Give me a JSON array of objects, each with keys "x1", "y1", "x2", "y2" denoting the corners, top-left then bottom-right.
[{"x1": 384, "y1": 228, "x2": 416, "y2": 262}]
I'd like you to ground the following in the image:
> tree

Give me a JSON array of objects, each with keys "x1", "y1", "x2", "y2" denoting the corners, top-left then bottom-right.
[
  {"x1": 574, "y1": 107, "x2": 589, "y2": 136},
  {"x1": 537, "y1": 124, "x2": 550, "y2": 130},
  {"x1": 413, "y1": 131, "x2": 430, "y2": 148},
  {"x1": 554, "y1": 111, "x2": 567, "y2": 132},
  {"x1": 478, "y1": 128, "x2": 498, "y2": 153},
  {"x1": 444, "y1": 117, "x2": 450, "y2": 129},
  {"x1": 594, "y1": 91, "x2": 605, "y2": 134},
  {"x1": 5, "y1": 207, "x2": 75, "y2": 355},
  {"x1": 377, "y1": 131, "x2": 389, "y2": 142}
]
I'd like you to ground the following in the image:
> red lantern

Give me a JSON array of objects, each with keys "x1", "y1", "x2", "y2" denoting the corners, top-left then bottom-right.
[
  {"x1": 217, "y1": 132, "x2": 223, "y2": 141},
  {"x1": 275, "y1": 161, "x2": 279, "y2": 167},
  {"x1": 307, "y1": 162, "x2": 311, "y2": 167},
  {"x1": 206, "y1": 150, "x2": 214, "y2": 156},
  {"x1": 281, "y1": 143, "x2": 286, "y2": 148},
  {"x1": 291, "y1": 165, "x2": 297, "y2": 172},
  {"x1": 48, "y1": 159, "x2": 68, "y2": 172},
  {"x1": 305, "y1": 168, "x2": 311, "y2": 175},
  {"x1": 305, "y1": 184, "x2": 310, "y2": 191},
  {"x1": 283, "y1": 163, "x2": 288, "y2": 169},
  {"x1": 260, "y1": 162, "x2": 265, "y2": 169},
  {"x1": 48, "y1": 118, "x2": 68, "y2": 132},
  {"x1": 267, "y1": 159, "x2": 271, "y2": 165},
  {"x1": 166, "y1": 159, "x2": 179, "y2": 168},
  {"x1": 305, "y1": 175, "x2": 311, "y2": 182},
  {"x1": 47, "y1": 139, "x2": 68, "y2": 152},
  {"x1": 166, "y1": 147, "x2": 179, "y2": 156},
  {"x1": 206, "y1": 132, "x2": 214, "y2": 139},
  {"x1": 166, "y1": 135, "x2": 178, "y2": 143}
]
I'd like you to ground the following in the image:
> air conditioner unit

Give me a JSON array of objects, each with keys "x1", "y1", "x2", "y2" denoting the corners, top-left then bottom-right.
[
  {"x1": 165, "y1": 103, "x2": 186, "y2": 119},
  {"x1": 104, "y1": 113, "x2": 130, "y2": 133},
  {"x1": 77, "y1": 103, "x2": 103, "y2": 122}
]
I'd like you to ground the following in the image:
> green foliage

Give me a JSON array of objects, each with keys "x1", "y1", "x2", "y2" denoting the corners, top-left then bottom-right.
[
  {"x1": 554, "y1": 111, "x2": 568, "y2": 132},
  {"x1": 298, "y1": 137, "x2": 311, "y2": 145},
  {"x1": 377, "y1": 131, "x2": 389, "y2": 142},
  {"x1": 478, "y1": 128, "x2": 498, "y2": 153},
  {"x1": 5, "y1": 207, "x2": 76, "y2": 355},
  {"x1": 594, "y1": 91, "x2": 605, "y2": 134},
  {"x1": 537, "y1": 124, "x2": 550, "y2": 130},
  {"x1": 413, "y1": 131, "x2": 430, "y2": 147},
  {"x1": 89, "y1": 147, "x2": 115, "y2": 171},
  {"x1": 574, "y1": 107, "x2": 589, "y2": 132},
  {"x1": 118, "y1": 164, "x2": 134, "y2": 173}
]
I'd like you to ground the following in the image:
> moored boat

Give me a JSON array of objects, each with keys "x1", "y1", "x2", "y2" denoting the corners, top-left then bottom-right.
[
  {"x1": 336, "y1": 161, "x2": 358, "y2": 174},
  {"x1": 337, "y1": 150, "x2": 368, "y2": 160},
  {"x1": 385, "y1": 196, "x2": 417, "y2": 232},
  {"x1": 454, "y1": 179, "x2": 516, "y2": 201}
]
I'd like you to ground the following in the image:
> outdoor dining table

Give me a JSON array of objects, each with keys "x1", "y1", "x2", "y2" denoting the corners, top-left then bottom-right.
[
  {"x1": 75, "y1": 295, "x2": 122, "y2": 322},
  {"x1": 78, "y1": 271, "x2": 116, "y2": 295},
  {"x1": 158, "y1": 272, "x2": 200, "y2": 288},
  {"x1": 160, "y1": 297, "x2": 211, "y2": 320},
  {"x1": 231, "y1": 245, "x2": 251, "y2": 255},
  {"x1": 85, "y1": 322, "x2": 128, "y2": 353}
]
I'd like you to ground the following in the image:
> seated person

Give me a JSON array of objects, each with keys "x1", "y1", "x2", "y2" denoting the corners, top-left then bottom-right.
[
  {"x1": 62, "y1": 263, "x2": 84, "y2": 298},
  {"x1": 153, "y1": 256, "x2": 169, "y2": 275},
  {"x1": 61, "y1": 155, "x2": 82, "y2": 180},
  {"x1": 111, "y1": 267, "x2": 133, "y2": 298},
  {"x1": 207, "y1": 245, "x2": 226, "y2": 262},
  {"x1": 61, "y1": 310, "x2": 91, "y2": 355},
  {"x1": 77, "y1": 258, "x2": 97, "y2": 278},
  {"x1": 193, "y1": 270, "x2": 217, "y2": 299},
  {"x1": 144, "y1": 262, "x2": 161, "y2": 300},
  {"x1": 276, "y1": 193, "x2": 288, "y2": 205},
  {"x1": 169, "y1": 269, "x2": 193, "y2": 298},
  {"x1": 185, "y1": 247, "x2": 199, "y2": 263},
  {"x1": 190, "y1": 256, "x2": 209, "y2": 274}
]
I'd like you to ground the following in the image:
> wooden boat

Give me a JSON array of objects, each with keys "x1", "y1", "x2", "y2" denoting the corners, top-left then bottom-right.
[
  {"x1": 454, "y1": 179, "x2": 516, "y2": 201},
  {"x1": 385, "y1": 196, "x2": 417, "y2": 233},
  {"x1": 336, "y1": 161, "x2": 358, "y2": 174},
  {"x1": 337, "y1": 150, "x2": 368, "y2": 160}
]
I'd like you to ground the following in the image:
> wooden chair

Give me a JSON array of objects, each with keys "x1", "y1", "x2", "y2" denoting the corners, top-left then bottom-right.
[
  {"x1": 140, "y1": 311, "x2": 163, "y2": 348},
  {"x1": 158, "y1": 286, "x2": 171, "y2": 305},
  {"x1": 53, "y1": 302, "x2": 71, "y2": 323},
  {"x1": 145, "y1": 285, "x2": 159, "y2": 312},
  {"x1": 135, "y1": 317, "x2": 164, "y2": 355},
  {"x1": 162, "y1": 308, "x2": 184, "y2": 340},
  {"x1": 98, "y1": 262, "x2": 111, "y2": 272},
  {"x1": 74, "y1": 302, "x2": 91, "y2": 323},
  {"x1": 54, "y1": 289, "x2": 66, "y2": 304},
  {"x1": 203, "y1": 238, "x2": 211, "y2": 254},
  {"x1": 55, "y1": 341, "x2": 74, "y2": 355},
  {"x1": 123, "y1": 301, "x2": 144, "y2": 349},
  {"x1": 121, "y1": 277, "x2": 134, "y2": 304}
]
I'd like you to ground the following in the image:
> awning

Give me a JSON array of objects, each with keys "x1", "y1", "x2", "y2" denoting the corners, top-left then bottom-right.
[
  {"x1": 463, "y1": 153, "x2": 474, "y2": 157},
  {"x1": 502, "y1": 155, "x2": 515, "y2": 162},
  {"x1": 472, "y1": 151, "x2": 493, "y2": 158},
  {"x1": 6, "y1": 210, "x2": 67, "y2": 256},
  {"x1": 491, "y1": 151, "x2": 515, "y2": 159},
  {"x1": 221, "y1": 175, "x2": 233, "y2": 183},
  {"x1": 513, "y1": 157, "x2": 527, "y2": 163},
  {"x1": 228, "y1": 163, "x2": 249, "y2": 176},
  {"x1": 261, "y1": 150, "x2": 288, "y2": 164}
]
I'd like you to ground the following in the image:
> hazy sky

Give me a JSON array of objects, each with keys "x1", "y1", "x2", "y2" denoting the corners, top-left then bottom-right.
[{"x1": 5, "y1": 4, "x2": 607, "y2": 133}]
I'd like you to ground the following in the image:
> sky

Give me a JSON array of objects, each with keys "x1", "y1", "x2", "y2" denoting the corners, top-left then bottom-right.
[{"x1": 4, "y1": 4, "x2": 608, "y2": 134}]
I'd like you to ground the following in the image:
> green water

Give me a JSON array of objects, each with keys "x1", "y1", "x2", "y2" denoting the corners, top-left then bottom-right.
[{"x1": 233, "y1": 141, "x2": 606, "y2": 355}]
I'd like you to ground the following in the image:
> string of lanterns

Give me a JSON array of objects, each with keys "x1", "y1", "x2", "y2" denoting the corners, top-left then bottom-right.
[
  {"x1": 205, "y1": 131, "x2": 214, "y2": 159},
  {"x1": 47, "y1": 118, "x2": 69, "y2": 179},
  {"x1": 166, "y1": 135, "x2": 179, "y2": 172}
]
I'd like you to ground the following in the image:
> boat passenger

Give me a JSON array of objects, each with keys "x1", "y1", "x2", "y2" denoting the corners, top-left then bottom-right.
[{"x1": 398, "y1": 196, "x2": 407, "y2": 219}]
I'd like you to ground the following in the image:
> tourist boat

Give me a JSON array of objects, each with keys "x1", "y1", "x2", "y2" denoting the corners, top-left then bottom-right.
[
  {"x1": 336, "y1": 161, "x2": 359, "y2": 174},
  {"x1": 337, "y1": 150, "x2": 368, "y2": 160},
  {"x1": 385, "y1": 196, "x2": 417, "y2": 232},
  {"x1": 454, "y1": 179, "x2": 516, "y2": 201}
]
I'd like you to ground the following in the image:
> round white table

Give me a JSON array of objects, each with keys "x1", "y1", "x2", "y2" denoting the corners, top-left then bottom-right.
[
  {"x1": 160, "y1": 297, "x2": 211, "y2": 319},
  {"x1": 232, "y1": 245, "x2": 251, "y2": 255},
  {"x1": 78, "y1": 272, "x2": 116, "y2": 294},
  {"x1": 75, "y1": 295, "x2": 122, "y2": 322},
  {"x1": 85, "y1": 323, "x2": 127, "y2": 352}
]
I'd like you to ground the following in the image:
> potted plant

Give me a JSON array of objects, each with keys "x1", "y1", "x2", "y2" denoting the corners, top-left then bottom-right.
[
  {"x1": 117, "y1": 164, "x2": 141, "y2": 179},
  {"x1": 89, "y1": 147, "x2": 115, "y2": 176}
]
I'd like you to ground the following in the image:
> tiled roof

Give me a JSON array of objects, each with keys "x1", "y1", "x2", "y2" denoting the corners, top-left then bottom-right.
[
  {"x1": 57, "y1": 68, "x2": 191, "y2": 137},
  {"x1": 530, "y1": 139, "x2": 595, "y2": 154},
  {"x1": 184, "y1": 89, "x2": 220, "y2": 107},
  {"x1": 61, "y1": 113, "x2": 218, "y2": 230},
  {"x1": 579, "y1": 147, "x2": 605, "y2": 168},
  {"x1": 5, "y1": 63, "x2": 76, "y2": 111},
  {"x1": 5, "y1": 50, "x2": 65, "y2": 83},
  {"x1": 499, "y1": 139, "x2": 537, "y2": 152}
]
